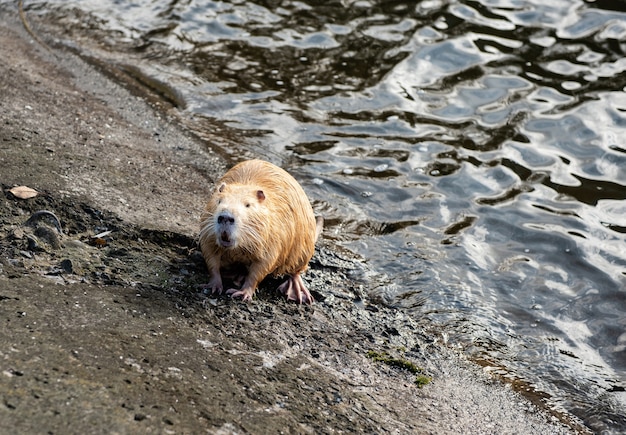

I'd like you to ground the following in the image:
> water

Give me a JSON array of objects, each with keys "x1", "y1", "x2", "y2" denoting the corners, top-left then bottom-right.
[{"x1": 15, "y1": 0, "x2": 626, "y2": 431}]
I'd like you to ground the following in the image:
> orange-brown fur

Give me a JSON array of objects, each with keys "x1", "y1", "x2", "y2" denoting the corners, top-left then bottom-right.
[{"x1": 199, "y1": 159, "x2": 320, "y2": 303}]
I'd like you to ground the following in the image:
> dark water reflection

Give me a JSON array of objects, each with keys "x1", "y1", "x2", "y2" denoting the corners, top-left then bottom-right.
[{"x1": 18, "y1": 0, "x2": 626, "y2": 431}]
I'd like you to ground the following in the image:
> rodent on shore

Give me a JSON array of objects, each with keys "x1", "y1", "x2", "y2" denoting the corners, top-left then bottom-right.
[{"x1": 199, "y1": 159, "x2": 323, "y2": 304}]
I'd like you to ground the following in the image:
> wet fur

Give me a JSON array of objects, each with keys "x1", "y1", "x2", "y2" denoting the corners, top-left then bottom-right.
[{"x1": 199, "y1": 159, "x2": 319, "y2": 302}]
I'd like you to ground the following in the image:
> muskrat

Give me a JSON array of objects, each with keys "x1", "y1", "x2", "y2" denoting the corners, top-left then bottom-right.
[{"x1": 199, "y1": 159, "x2": 323, "y2": 304}]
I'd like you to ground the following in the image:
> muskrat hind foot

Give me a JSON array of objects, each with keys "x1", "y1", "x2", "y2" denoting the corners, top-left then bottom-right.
[{"x1": 278, "y1": 274, "x2": 314, "y2": 305}]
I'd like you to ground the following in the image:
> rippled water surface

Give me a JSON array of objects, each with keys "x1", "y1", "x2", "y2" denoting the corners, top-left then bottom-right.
[{"x1": 16, "y1": 0, "x2": 626, "y2": 432}]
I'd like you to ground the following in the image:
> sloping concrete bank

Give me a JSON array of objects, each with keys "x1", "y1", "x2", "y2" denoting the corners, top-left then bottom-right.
[{"x1": 0, "y1": 8, "x2": 577, "y2": 434}]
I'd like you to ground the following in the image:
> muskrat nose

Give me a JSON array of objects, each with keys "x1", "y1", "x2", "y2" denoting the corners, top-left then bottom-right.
[{"x1": 217, "y1": 212, "x2": 235, "y2": 225}]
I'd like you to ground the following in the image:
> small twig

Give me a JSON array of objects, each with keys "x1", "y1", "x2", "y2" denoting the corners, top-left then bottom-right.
[
  {"x1": 19, "y1": 0, "x2": 55, "y2": 53},
  {"x1": 92, "y1": 230, "x2": 113, "y2": 239},
  {"x1": 24, "y1": 210, "x2": 63, "y2": 234}
]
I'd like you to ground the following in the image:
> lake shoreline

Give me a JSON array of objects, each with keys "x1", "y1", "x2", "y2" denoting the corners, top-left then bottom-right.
[{"x1": 0, "y1": 8, "x2": 578, "y2": 434}]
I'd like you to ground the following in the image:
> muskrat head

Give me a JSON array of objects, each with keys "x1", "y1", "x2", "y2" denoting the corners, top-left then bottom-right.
[{"x1": 212, "y1": 183, "x2": 266, "y2": 249}]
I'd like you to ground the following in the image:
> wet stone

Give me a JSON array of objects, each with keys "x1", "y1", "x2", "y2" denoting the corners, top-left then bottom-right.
[
  {"x1": 59, "y1": 259, "x2": 73, "y2": 273},
  {"x1": 34, "y1": 226, "x2": 61, "y2": 250}
]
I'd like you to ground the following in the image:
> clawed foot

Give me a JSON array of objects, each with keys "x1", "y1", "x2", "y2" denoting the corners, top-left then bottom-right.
[
  {"x1": 200, "y1": 272, "x2": 247, "y2": 297},
  {"x1": 200, "y1": 276, "x2": 223, "y2": 295},
  {"x1": 226, "y1": 287, "x2": 255, "y2": 302},
  {"x1": 277, "y1": 274, "x2": 314, "y2": 305},
  {"x1": 202, "y1": 273, "x2": 313, "y2": 304},
  {"x1": 200, "y1": 284, "x2": 254, "y2": 302}
]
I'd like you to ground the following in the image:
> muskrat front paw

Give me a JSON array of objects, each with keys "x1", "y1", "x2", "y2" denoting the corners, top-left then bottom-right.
[
  {"x1": 200, "y1": 283, "x2": 223, "y2": 295},
  {"x1": 226, "y1": 287, "x2": 254, "y2": 302},
  {"x1": 206, "y1": 276, "x2": 223, "y2": 294},
  {"x1": 199, "y1": 280, "x2": 224, "y2": 295}
]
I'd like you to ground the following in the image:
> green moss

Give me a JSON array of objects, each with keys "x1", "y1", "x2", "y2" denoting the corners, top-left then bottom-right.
[
  {"x1": 367, "y1": 350, "x2": 419, "y2": 373},
  {"x1": 414, "y1": 375, "x2": 431, "y2": 388},
  {"x1": 367, "y1": 350, "x2": 431, "y2": 388}
]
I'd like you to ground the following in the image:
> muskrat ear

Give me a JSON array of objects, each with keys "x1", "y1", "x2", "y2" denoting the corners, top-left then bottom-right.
[
  {"x1": 218, "y1": 183, "x2": 226, "y2": 193},
  {"x1": 256, "y1": 190, "x2": 265, "y2": 202}
]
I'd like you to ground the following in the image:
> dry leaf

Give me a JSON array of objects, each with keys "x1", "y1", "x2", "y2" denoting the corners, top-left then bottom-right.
[{"x1": 9, "y1": 185, "x2": 38, "y2": 199}]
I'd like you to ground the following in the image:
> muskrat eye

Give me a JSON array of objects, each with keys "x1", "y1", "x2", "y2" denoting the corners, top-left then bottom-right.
[{"x1": 245, "y1": 203, "x2": 250, "y2": 208}]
